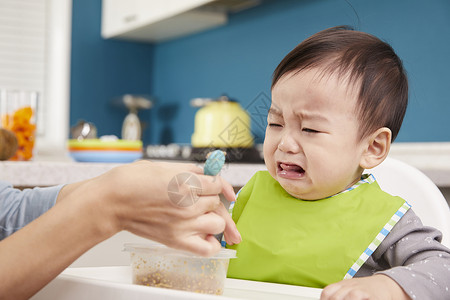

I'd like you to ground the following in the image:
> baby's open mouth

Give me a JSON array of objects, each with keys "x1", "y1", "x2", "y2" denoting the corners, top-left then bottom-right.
[{"x1": 277, "y1": 162, "x2": 305, "y2": 179}]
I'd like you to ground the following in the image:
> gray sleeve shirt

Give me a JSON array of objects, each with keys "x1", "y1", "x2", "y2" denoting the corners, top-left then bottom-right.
[
  {"x1": 0, "y1": 180, "x2": 63, "y2": 240},
  {"x1": 357, "y1": 209, "x2": 450, "y2": 299}
]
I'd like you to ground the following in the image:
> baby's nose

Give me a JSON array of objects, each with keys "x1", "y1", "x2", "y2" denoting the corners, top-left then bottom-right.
[{"x1": 278, "y1": 131, "x2": 301, "y2": 153}]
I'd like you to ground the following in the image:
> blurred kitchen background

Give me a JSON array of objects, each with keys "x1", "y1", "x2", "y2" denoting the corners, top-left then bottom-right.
[
  {"x1": 1, "y1": 0, "x2": 449, "y2": 152},
  {"x1": 70, "y1": 0, "x2": 450, "y2": 145},
  {"x1": 1, "y1": 0, "x2": 450, "y2": 201}
]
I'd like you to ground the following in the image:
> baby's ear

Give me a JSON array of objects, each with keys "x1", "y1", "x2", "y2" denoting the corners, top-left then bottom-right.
[{"x1": 359, "y1": 127, "x2": 391, "y2": 169}]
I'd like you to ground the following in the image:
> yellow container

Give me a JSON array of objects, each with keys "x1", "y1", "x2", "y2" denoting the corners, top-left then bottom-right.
[{"x1": 191, "y1": 100, "x2": 253, "y2": 148}]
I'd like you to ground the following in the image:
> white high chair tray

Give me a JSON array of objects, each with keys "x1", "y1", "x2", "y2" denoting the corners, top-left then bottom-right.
[{"x1": 32, "y1": 266, "x2": 322, "y2": 300}]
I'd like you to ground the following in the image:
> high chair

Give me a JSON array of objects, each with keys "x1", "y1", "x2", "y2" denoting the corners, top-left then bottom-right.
[
  {"x1": 33, "y1": 157, "x2": 450, "y2": 300},
  {"x1": 367, "y1": 157, "x2": 450, "y2": 247}
]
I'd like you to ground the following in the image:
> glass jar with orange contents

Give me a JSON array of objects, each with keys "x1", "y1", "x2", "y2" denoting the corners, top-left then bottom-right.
[{"x1": 0, "y1": 90, "x2": 38, "y2": 161}]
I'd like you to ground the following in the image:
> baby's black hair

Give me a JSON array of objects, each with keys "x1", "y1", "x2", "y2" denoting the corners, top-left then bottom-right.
[{"x1": 272, "y1": 26, "x2": 408, "y2": 141}]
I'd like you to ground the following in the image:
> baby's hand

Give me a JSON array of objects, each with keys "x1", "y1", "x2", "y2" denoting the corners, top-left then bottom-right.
[{"x1": 320, "y1": 275, "x2": 410, "y2": 300}]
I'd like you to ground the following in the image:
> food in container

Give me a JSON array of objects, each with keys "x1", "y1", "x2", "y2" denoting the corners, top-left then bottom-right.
[
  {"x1": 123, "y1": 242, "x2": 236, "y2": 295},
  {"x1": 0, "y1": 91, "x2": 38, "y2": 161}
]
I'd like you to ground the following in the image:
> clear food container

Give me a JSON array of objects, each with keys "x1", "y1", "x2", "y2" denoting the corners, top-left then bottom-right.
[
  {"x1": 0, "y1": 90, "x2": 38, "y2": 161},
  {"x1": 123, "y1": 243, "x2": 236, "y2": 295}
]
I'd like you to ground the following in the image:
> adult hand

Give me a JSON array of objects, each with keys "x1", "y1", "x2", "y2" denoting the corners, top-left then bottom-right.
[
  {"x1": 0, "y1": 160, "x2": 241, "y2": 299},
  {"x1": 320, "y1": 275, "x2": 410, "y2": 300},
  {"x1": 93, "y1": 160, "x2": 241, "y2": 256}
]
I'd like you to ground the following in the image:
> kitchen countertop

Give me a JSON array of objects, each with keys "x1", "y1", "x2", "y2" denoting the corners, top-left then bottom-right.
[
  {"x1": 0, "y1": 159, "x2": 266, "y2": 188},
  {"x1": 1, "y1": 142, "x2": 450, "y2": 188},
  {"x1": 386, "y1": 142, "x2": 450, "y2": 187}
]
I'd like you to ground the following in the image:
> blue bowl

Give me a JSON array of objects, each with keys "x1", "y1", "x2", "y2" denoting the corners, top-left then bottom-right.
[{"x1": 69, "y1": 150, "x2": 142, "y2": 163}]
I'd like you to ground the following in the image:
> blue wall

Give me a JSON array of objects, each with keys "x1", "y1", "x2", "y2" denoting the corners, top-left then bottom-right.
[
  {"x1": 71, "y1": 0, "x2": 450, "y2": 144},
  {"x1": 70, "y1": 0, "x2": 153, "y2": 140}
]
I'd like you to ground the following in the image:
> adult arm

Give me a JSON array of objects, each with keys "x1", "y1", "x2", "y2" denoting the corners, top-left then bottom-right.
[
  {"x1": 0, "y1": 181, "x2": 62, "y2": 239},
  {"x1": 0, "y1": 160, "x2": 241, "y2": 300}
]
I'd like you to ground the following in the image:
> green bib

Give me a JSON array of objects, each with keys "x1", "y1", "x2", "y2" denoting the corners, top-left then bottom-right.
[{"x1": 227, "y1": 171, "x2": 409, "y2": 288}]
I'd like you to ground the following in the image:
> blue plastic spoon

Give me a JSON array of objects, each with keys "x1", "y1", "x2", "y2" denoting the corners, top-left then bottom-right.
[
  {"x1": 203, "y1": 150, "x2": 227, "y2": 243},
  {"x1": 204, "y1": 150, "x2": 226, "y2": 176}
]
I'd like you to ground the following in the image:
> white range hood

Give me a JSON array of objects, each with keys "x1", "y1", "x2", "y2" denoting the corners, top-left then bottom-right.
[{"x1": 102, "y1": 0, "x2": 262, "y2": 43}]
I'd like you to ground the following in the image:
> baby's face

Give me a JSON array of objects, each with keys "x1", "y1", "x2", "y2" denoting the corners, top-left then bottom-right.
[{"x1": 264, "y1": 68, "x2": 368, "y2": 200}]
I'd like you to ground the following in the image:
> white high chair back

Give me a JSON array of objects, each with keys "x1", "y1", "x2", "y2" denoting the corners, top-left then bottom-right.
[{"x1": 367, "y1": 157, "x2": 450, "y2": 247}]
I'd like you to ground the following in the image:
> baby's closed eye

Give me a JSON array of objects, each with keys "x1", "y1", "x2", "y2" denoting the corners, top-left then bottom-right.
[
  {"x1": 302, "y1": 127, "x2": 320, "y2": 133},
  {"x1": 268, "y1": 123, "x2": 283, "y2": 128}
]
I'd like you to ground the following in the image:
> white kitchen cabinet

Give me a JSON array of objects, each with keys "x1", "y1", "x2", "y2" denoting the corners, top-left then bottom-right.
[{"x1": 101, "y1": 0, "x2": 227, "y2": 43}]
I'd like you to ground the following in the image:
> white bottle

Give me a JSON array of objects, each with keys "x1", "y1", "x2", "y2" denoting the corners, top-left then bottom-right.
[
  {"x1": 120, "y1": 95, "x2": 152, "y2": 141},
  {"x1": 122, "y1": 111, "x2": 141, "y2": 141}
]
